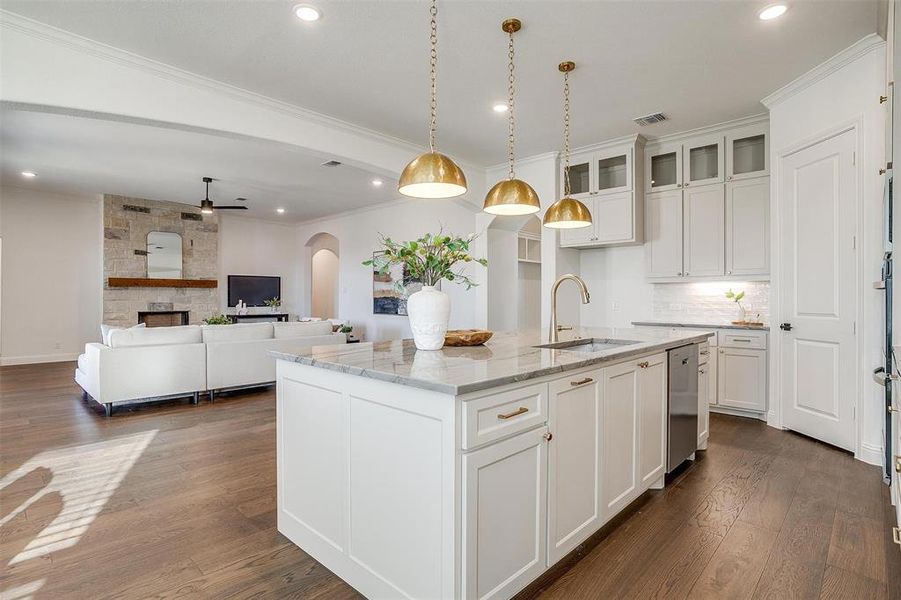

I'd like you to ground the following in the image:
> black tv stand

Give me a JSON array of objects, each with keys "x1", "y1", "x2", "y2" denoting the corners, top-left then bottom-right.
[{"x1": 227, "y1": 313, "x2": 290, "y2": 323}]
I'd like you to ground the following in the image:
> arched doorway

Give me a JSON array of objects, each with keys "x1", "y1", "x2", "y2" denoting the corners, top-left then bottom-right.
[
  {"x1": 305, "y1": 232, "x2": 340, "y2": 319},
  {"x1": 486, "y1": 214, "x2": 542, "y2": 331}
]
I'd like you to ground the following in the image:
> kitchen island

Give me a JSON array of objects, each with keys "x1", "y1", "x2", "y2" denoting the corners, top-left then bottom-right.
[{"x1": 272, "y1": 327, "x2": 712, "y2": 600}]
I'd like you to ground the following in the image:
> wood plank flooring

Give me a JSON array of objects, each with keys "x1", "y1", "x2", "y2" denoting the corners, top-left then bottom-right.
[{"x1": 1, "y1": 361, "x2": 899, "y2": 599}]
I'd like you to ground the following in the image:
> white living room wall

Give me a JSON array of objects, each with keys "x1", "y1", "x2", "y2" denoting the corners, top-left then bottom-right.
[
  {"x1": 218, "y1": 213, "x2": 302, "y2": 315},
  {"x1": 296, "y1": 198, "x2": 481, "y2": 342},
  {"x1": 0, "y1": 186, "x2": 102, "y2": 364}
]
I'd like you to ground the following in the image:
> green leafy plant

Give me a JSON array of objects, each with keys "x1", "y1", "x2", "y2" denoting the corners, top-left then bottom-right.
[
  {"x1": 338, "y1": 324, "x2": 353, "y2": 334},
  {"x1": 204, "y1": 314, "x2": 231, "y2": 325},
  {"x1": 362, "y1": 230, "x2": 488, "y2": 290},
  {"x1": 264, "y1": 297, "x2": 282, "y2": 308},
  {"x1": 725, "y1": 288, "x2": 746, "y2": 309},
  {"x1": 363, "y1": 231, "x2": 487, "y2": 289}
]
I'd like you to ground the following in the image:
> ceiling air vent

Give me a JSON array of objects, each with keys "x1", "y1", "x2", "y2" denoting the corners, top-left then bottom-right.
[
  {"x1": 633, "y1": 112, "x2": 667, "y2": 127},
  {"x1": 321, "y1": 160, "x2": 342, "y2": 167}
]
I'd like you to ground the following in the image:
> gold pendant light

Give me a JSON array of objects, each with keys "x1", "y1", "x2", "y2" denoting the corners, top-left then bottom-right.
[
  {"x1": 544, "y1": 61, "x2": 592, "y2": 229},
  {"x1": 398, "y1": 0, "x2": 467, "y2": 199},
  {"x1": 483, "y1": 18, "x2": 541, "y2": 216}
]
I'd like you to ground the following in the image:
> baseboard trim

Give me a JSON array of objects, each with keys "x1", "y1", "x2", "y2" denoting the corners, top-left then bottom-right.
[
  {"x1": 709, "y1": 405, "x2": 768, "y2": 422},
  {"x1": 0, "y1": 352, "x2": 80, "y2": 366},
  {"x1": 858, "y1": 441, "x2": 884, "y2": 467}
]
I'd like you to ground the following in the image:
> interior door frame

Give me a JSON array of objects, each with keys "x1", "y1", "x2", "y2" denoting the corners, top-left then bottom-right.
[{"x1": 769, "y1": 118, "x2": 863, "y2": 458}]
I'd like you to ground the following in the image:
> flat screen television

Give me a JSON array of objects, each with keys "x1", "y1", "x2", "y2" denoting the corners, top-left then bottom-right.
[{"x1": 228, "y1": 275, "x2": 281, "y2": 307}]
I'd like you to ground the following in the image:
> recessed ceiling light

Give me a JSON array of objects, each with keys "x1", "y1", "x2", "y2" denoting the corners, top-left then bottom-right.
[
  {"x1": 493, "y1": 103, "x2": 509, "y2": 113},
  {"x1": 21, "y1": 171, "x2": 37, "y2": 178},
  {"x1": 758, "y1": 4, "x2": 787, "y2": 20},
  {"x1": 294, "y1": 4, "x2": 321, "y2": 22},
  {"x1": 276, "y1": 207, "x2": 286, "y2": 214},
  {"x1": 371, "y1": 178, "x2": 383, "y2": 187}
]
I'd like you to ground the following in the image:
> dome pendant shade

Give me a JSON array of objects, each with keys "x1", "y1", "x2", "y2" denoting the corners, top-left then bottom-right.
[
  {"x1": 398, "y1": 152, "x2": 468, "y2": 199},
  {"x1": 483, "y1": 178, "x2": 541, "y2": 216},
  {"x1": 543, "y1": 197, "x2": 592, "y2": 229}
]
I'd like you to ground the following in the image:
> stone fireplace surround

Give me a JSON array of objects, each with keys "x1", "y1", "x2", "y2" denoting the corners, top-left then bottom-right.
[{"x1": 103, "y1": 195, "x2": 219, "y2": 327}]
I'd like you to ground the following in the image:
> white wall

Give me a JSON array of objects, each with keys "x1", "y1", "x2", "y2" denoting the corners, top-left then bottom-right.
[
  {"x1": 296, "y1": 199, "x2": 482, "y2": 342},
  {"x1": 218, "y1": 214, "x2": 302, "y2": 314},
  {"x1": 311, "y1": 248, "x2": 338, "y2": 318},
  {"x1": 765, "y1": 35, "x2": 886, "y2": 465},
  {"x1": 580, "y1": 246, "x2": 653, "y2": 328},
  {"x1": 0, "y1": 186, "x2": 102, "y2": 364}
]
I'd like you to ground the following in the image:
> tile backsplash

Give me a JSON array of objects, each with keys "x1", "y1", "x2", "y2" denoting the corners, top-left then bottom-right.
[{"x1": 651, "y1": 281, "x2": 770, "y2": 324}]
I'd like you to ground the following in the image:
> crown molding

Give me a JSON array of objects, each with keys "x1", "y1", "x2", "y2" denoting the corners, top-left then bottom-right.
[
  {"x1": 0, "y1": 10, "x2": 468, "y2": 166},
  {"x1": 486, "y1": 151, "x2": 559, "y2": 175},
  {"x1": 762, "y1": 33, "x2": 885, "y2": 108},
  {"x1": 646, "y1": 113, "x2": 769, "y2": 146},
  {"x1": 571, "y1": 133, "x2": 645, "y2": 155}
]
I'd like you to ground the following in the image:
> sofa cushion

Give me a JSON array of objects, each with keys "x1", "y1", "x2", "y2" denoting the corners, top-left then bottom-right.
[
  {"x1": 272, "y1": 320, "x2": 334, "y2": 339},
  {"x1": 77, "y1": 353, "x2": 88, "y2": 373},
  {"x1": 202, "y1": 322, "x2": 274, "y2": 342},
  {"x1": 101, "y1": 322, "x2": 145, "y2": 346},
  {"x1": 108, "y1": 324, "x2": 203, "y2": 348}
]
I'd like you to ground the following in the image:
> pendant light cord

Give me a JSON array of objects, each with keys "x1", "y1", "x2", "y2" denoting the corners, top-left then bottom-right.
[
  {"x1": 507, "y1": 28, "x2": 516, "y2": 179},
  {"x1": 562, "y1": 69, "x2": 571, "y2": 196},
  {"x1": 428, "y1": 0, "x2": 438, "y2": 153}
]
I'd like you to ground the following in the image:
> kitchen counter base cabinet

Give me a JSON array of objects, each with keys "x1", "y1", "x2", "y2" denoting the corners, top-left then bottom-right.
[{"x1": 276, "y1": 351, "x2": 674, "y2": 599}]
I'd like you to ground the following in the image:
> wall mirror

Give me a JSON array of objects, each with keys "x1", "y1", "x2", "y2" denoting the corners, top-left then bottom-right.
[{"x1": 146, "y1": 231, "x2": 183, "y2": 279}]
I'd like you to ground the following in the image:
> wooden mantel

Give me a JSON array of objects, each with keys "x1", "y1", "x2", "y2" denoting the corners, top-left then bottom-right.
[{"x1": 107, "y1": 277, "x2": 218, "y2": 289}]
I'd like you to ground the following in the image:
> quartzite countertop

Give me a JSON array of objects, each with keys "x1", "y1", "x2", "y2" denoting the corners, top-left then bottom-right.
[
  {"x1": 270, "y1": 326, "x2": 713, "y2": 395},
  {"x1": 632, "y1": 320, "x2": 770, "y2": 331}
]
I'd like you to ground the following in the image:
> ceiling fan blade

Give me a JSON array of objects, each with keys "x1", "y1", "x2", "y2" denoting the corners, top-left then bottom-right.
[{"x1": 213, "y1": 206, "x2": 248, "y2": 210}]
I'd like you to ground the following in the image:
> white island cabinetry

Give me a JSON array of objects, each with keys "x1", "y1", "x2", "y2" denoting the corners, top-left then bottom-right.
[{"x1": 275, "y1": 328, "x2": 709, "y2": 599}]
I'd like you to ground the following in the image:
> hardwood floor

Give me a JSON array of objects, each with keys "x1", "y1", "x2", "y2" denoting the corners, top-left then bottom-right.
[{"x1": 1, "y1": 361, "x2": 899, "y2": 599}]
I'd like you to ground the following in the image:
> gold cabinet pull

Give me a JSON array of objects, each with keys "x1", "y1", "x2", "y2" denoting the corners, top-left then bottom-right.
[
  {"x1": 497, "y1": 406, "x2": 529, "y2": 420},
  {"x1": 570, "y1": 377, "x2": 594, "y2": 386},
  {"x1": 889, "y1": 405, "x2": 900, "y2": 414},
  {"x1": 543, "y1": 432, "x2": 554, "y2": 442},
  {"x1": 638, "y1": 361, "x2": 650, "y2": 369},
  {"x1": 700, "y1": 350, "x2": 710, "y2": 356},
  {"x1": 893, "y1": 527, "x2": 901, "y2": 546},
  {"x1": 895, "y1": 455, "x2": 901, "y2": 473}
]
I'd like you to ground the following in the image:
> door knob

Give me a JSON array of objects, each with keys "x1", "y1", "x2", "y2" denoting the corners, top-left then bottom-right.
[{"x1": 779, "y1": 323, "x2": 793, "y2": 331}]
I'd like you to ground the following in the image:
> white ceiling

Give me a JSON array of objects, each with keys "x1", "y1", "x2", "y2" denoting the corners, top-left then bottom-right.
[
  {"x1": 1, "y1": 0, "x2": 880, "y2": 166},
  {"x1": 0, "y1": 108, "x2": 398, "y2": 222}
]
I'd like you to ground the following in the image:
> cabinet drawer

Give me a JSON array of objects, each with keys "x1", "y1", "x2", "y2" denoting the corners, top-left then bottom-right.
[
  {"x1": 462, "y1": 383, "x2": 547, "y2": 450},
  {"x1": 720, "y1": 331, "x2": 767, "y2": 350},
  {"x1": 698, "y1": 341, "x2": 710, "y2": 365}
]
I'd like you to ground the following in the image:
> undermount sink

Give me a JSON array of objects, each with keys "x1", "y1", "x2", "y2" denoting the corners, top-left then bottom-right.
[{"x1": 534, "y1": 338, "x2": 640, "y2": 353}]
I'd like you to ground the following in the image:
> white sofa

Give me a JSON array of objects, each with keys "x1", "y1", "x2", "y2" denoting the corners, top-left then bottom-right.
[{"x1": 75, "y1": 321, "x2": 344, "y2": 416}]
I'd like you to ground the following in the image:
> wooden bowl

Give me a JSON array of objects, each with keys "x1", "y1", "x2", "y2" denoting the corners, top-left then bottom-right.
[{"x1": 444, "y1": 329, "x2": 493, "y2": 347}]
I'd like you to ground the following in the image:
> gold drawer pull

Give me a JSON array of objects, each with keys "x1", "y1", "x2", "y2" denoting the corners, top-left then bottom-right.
[
  {"x1": 699, "y1": 368, "x2": 706, "y2": 374},
  {"x1": 893, "y1": 527, "x2": 901, "y2": 546},
  {"x1": 497, "y1": 406, "x2": 529, "y2": 420},
  {"x1": 638, "y1": 361, "x2": 650, "y2": 369},
  {"x1": 700, "y1": 351, "x2": 710, "y2": 356},
  {"x1": 895, "y1": 455, "x2": 901, "y2": 473},
  {"x1": 570, "y1": 377, "x2": 594, "y2": 386}
]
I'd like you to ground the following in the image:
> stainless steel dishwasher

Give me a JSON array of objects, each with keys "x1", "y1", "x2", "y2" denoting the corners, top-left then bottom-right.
[{"x1": 667, "y1": 344, "x2": 699, "y2": 473}]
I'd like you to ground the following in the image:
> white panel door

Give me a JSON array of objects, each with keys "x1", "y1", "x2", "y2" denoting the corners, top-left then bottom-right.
[
  {"x1": 717, "y1": 347, "x2": 767, "y2": 412},
  {"x1": 683, "y1": 184, "x2": 725, "y2": 277},
  {"x1": 637, "y1": 353, "x2": 667, "y2": 487},
  {"x1": 779, "y1": 128, "x2": 857, "y2": 451},
  {"x1": 547, "y1": 371, "x2": 602, "y2": 565},
  {"x1": 646, "y1": 190, "x2": 684, "y2": 278},
  {"x1": 595, "y1": 192, "x2": 635, "y2": 243},
  {"x1": 726, "y1": 178, "x2": 770, "y2": 276},
  {"x1": 462, "y1": 427, "x2": 548, "y2": 600},
  {"x1": 601, "y1": 360, "x2": 639, "y2": 519}
]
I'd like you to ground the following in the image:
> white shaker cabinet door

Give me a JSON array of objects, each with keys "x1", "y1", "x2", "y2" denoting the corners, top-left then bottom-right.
[
  {"x1": 717, "y1": 347, "x2": 767, "y2": 412},
  {"x1": 646, "y1": 190, "x2": 684, "y2": 278},
  {"x1": 462, "y1": 427, "x2": 548, "y2": 600},
  {"x1": 547, "y1": 371, "x2": 603, "y2": 565},
  {"x1": 637, "y1": 353, "x2": 667, "y2": 488},
  {"x1": 601, "y1": 360, "x2": 639, "y2": 519},
  {"x1": 726, "y1": 177, "x2": 770, "y2": 276},
  {"x1": 698, "y1": 362, "x2": 710, "y2": 448},
  {"x1": 683, "y1": 184, "x2": 725, "y2": 278}
]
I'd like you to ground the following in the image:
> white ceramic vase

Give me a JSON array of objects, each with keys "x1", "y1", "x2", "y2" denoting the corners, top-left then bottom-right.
[{"x1": 407, "y1": 285, "x2": 450, "y2": 350}]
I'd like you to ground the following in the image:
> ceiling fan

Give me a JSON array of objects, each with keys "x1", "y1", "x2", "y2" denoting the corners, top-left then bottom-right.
[{"x1": 198, "y1": 176, "x2": 247, "y2": 214}]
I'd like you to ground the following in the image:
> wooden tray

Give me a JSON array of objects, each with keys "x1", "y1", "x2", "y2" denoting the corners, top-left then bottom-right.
[{"x1": 444, "y1": 329, "x2": 493, "y2": 347}]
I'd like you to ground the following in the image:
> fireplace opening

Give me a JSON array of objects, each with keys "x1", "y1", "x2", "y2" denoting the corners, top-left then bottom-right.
[{"x1": 138, "y1": 311, "x2": 189, "y2": 327}]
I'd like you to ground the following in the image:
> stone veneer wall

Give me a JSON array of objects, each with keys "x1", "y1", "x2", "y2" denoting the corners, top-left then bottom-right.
[{"x1": 103, "y1": 195, "x2": 219, "y2": 326}]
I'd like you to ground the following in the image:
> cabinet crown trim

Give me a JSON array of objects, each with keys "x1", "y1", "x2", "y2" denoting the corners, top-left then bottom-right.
[
  {"x1": 645, "y1": 114, "x2": 769, "y2": 148},
  {"x1": 570, "y1": 133, "x2": 646, "y2": 155}
]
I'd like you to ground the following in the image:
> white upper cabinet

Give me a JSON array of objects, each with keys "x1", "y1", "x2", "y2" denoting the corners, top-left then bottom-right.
[
  {"x1": 684, "y1": 135, "x2": 725, "y2": 188},
  {"x1": 645, "y1": 141, "x2": 683, "y2": 192},
  {"x1": 726, "y1": 122, "x2": 769, "y2": 181},
  {"x1": 726, "y1": 178, "x2": 770, "y2": 276},
  {"x1": 645, "y1": 189, "x2": 684, "y2": 278},
  {"x1": 683, "y1": 184, "x2": 725, "y2": 277},
  {"x1": 558, "y1": 136, "x2": 644, "y2": 249}
]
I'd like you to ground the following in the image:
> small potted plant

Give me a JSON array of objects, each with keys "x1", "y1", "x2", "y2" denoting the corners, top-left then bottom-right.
[
  {"x1": 204, "y1": 314, "x2": 232, "y2": 325},
  {"x1": 363, "y1": 231, "x2": 487, "y2": 350},
  {"x1": 338, "y1": 324, "x2": 357, "y2": 343},
  {"x1": 264, "y1": 297, "x2": 282, "y2": 314},
  {"x1": 725, "y1": 289, "x2": 747, "y2": 323}
]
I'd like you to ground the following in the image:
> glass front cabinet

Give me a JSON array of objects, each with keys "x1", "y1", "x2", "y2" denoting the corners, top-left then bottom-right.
[
  {"x1": 726, "y1": 123, "x2": 769, "y2": 181},
  {"x1": 559, "y1": 135, "x2": 644, "y2": 248}
]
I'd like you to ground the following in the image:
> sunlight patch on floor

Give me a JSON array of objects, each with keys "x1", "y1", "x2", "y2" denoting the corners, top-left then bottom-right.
[{"x1": 1, "y1": 430, "x2": 157, "y2": 566}]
